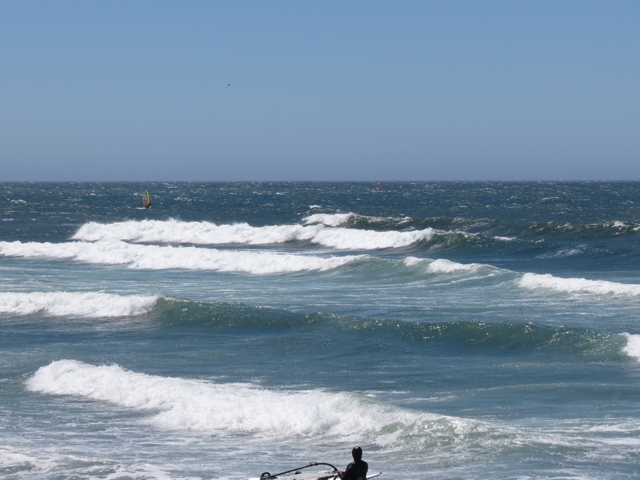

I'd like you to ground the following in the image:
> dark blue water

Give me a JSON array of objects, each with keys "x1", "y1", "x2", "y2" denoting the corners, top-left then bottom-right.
[{"x1": 1, "y1": 182, "x2": 640, "y2": 479}]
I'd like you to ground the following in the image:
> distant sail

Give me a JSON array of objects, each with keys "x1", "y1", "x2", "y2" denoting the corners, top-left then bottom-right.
[{"x1": 142, "y1": 190, "x2": 151, "y2": 209}]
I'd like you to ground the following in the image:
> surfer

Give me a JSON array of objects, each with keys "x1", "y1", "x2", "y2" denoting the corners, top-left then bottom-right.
[{"x1": 338, "y1": 447, "x2": 368, "y2": 480}]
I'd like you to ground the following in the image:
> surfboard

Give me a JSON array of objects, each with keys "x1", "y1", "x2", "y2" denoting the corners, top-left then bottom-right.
[{"x1": 252, "y1": 472, "x2": 381, "y2": 480}]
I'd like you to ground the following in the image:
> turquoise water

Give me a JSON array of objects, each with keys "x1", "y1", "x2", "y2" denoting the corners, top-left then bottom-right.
[{"x1": 1, "y1": 182, "x2": 640, "y2": 479}]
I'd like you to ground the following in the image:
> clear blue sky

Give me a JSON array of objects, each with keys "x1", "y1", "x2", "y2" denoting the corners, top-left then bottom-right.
[{"x1": 1, "y1": 1, "x2": 639, "y2": 181}]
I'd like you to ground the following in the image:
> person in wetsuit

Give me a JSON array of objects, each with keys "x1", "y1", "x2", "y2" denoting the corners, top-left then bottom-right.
[{"x1": 340, "y1": 446, "x2": 368, "y2": 480}]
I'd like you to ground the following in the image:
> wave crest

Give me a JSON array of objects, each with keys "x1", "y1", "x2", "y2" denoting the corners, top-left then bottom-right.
[
  {"x1": 27, "y1": 360, "x2": 476, "y2": 444},
  {"x1": 519, "y1": 273, "x2": 640, "y2": 296},
  {"x1": 0, "y1": 292, "x2": 158, "y2": 317},
  {"x1": 72, "y1": 219, "x2": 452, "y2": 250},
  {"x1": 0, "y1": 240, "x2": 362, "y2": 274},
  {"x1": 622, "y1": 334, "x2": 640, "y2": 362}
]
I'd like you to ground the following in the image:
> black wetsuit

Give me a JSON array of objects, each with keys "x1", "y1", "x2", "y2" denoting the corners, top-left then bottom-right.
[{"x1": 341, "y1": 459, "x2": 368, "y2": 480}]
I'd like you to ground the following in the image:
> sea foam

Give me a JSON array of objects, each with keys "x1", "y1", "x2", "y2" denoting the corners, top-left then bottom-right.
[
  {"x1": 427, "y1": 259, "x2": 484, "y2": 273},
  {"x1": 622, "y1": 334, "x2": 640, "y2": 362},
  {"x1": 72, "y1": 219, "x2": 438, "y2": 250},
  {"x1": 519, "y1": 273, "x2": 640, "y2": 296},
  {"x1": 74, "y1": 220, "x2": 318, "y2": 245},
  {"x1": 403, "y1": 257, "x2": 486, "y2": 273},
  {"x1": 28, "y1": 360, "x2": 474, "y2": 443},
  {"x1": 0, "y1": 240, "x2": 361, "y2": 274},
  {"x1": 302, "y1": 213, "x2": 355, "y2": 226},
  {"x1": 0, "y1": 292, "x2": 158, "y2": 317}
]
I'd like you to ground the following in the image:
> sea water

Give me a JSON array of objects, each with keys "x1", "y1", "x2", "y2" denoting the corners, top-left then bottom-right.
[{"x1": 1, "y1": 182, "x2": 639, "y2": 479}]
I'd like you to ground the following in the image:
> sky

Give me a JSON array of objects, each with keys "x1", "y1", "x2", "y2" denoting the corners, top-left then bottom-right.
[{"x1": 1, "y1": 1, "x2": 639, "y2": 181}]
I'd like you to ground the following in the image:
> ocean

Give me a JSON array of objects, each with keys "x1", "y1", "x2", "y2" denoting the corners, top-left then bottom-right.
[{"x1": 1, "y1": 181, "x2": 640, "y2": 479}]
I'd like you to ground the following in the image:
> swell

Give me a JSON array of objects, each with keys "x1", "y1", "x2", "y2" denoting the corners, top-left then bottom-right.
[
  {"x1": 149, "y1": 298, "x2": 629, "y2": 360},
  {"x1": 512, "y1": 220, "x2": 640, "y2": 240}
]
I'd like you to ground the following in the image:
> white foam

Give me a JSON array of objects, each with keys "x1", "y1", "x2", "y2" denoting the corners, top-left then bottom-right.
[
  {"x1": 427, "y1": 259, "x2": 483, "y2": 273},
  {"x1": 303, "y1": 213, "x2": 412, "y2": 227},
  {"x1": 0, "y1": 446, "x2": 175, "y2": 480},
  {"x1": 403, "y1": 257, "x2": 485, "y2": 273},
  {"x1": 309, "y1": 226, "x2": 435, "y2": 250},
  {"x1": 0, "y1": 447, "x2": 35, "y2": 472},
  {"x1": 403, "y1": 256, "x2": 424, "y2": 267},
  {"x1": 72, "y1": 220, "x2": 440, "y2": 250},
  {"x1": 28, "y1": 360, "x2": 471, "y2": 442},
  {"x1": 302, "y1": 213, "x2": 355, "y2": 226},
  {"x1": 0, "y1": 292, "x2": 158, "y2": 317},
  {"x1": 495, "y1": 236, "x2": 516, "y2": 241},
  {"x1": 0, "y1": 240, "x2": 361, "y2": 274},
  {"x1": 622, "y1": 334, "x2": 640, "y2": 361},
  {"x1": 519, "y1": 273, "x2": 640, "y2": 296},
  {"x1": 74, "y1": 219, "x2": 318, "y2": 245}
]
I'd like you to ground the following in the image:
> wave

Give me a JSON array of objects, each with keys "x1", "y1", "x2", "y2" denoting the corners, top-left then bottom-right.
[
  {"x1": 303, "y1": 212, "x2": 413, "y2": 229},
  {"x1": 0, "y1": 292, "x2": 158, "y2": 318},
  {"x1": 302, "y1": 213, "x2": 355, "y2": 226},
  {"x1": 72, "y1": 219, "x2": 462, "y2": 250},
  {"x1": 6, "y1": 293, "x2": 623, "y2": 363},
  {"x1": 517, "y1": 220, "x2": 640, "y2": 239},
  {"x1": 519, "y1": 273, "x2": 640, "y2": 297},
  {"x1": 27, "y1": 360, "x2": 477, "y2": 445},
  {"x1": 403, "y1": 257, "x2": 489, "y2": 274},
  {"x1": 622, "y1": 334, "x2": 640, "y2": 362},
  {"x1": 427, "y1": 258, "x2": 484, "y2": 273},
  {"x1": 144, "y1": 300, "x2": 620, "y2": 360},
  {"x1": 0, "y1": 240, "x2": 362, "y2": 274},
  {"x1": 74, "y1": 219, "x2": 320, "y2": 246}
]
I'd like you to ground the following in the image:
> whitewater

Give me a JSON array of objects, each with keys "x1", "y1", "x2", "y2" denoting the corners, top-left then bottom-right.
[{"x1": 2, "y1": 181, "x2": 640, "y2": 479}]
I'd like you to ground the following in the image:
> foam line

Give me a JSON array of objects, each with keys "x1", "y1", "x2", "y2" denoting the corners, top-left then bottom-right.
[
  {"x1": 0, "y1": 292, "x2": 158, "y2": 317},
  {"x1": 28, "y1": 360, "x2": 471, "y2": 441},
  {"x1": 519, "y1": 273, "x2": 640, "y2": 296},
  {"x1": 72, "y1": 219, "x2": 438, "y2": 250},
  {"x1": 0, "y1": 240, "x2": 362, "y2": 274}
]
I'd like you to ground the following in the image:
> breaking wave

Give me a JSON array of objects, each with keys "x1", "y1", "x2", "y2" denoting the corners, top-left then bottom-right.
[
  {"x1": 27, "y1": 360, "x2": 477, "y2": 445},
  {"x1": 403, "y1": 257, "x2": 489, "y2": 274},
  {"x1": 622, "y1": 334, "x2": 640, "y2": 362},
  {"x1": 519, "y1": 273, "x2": 640, "y2": 297},
  {"x1": 0, "y1": 292, "x2": 158, "y2": 318},
  {"x1": 72, "y1": 219, "x2": 460, "y2": 250},
  {"x1": 302, "y1": 213, "x2": 356, "y2": 226},
  {"x1": 0, "y1": 240, "x2": 362, "y2": 274}
]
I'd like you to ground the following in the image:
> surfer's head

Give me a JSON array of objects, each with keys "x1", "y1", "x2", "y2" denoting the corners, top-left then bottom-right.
[{"x1": 352, "y1": 446, "x2": 363, "y2": 461}]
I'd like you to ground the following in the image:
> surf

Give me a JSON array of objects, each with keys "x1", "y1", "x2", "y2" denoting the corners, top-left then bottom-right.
[
  {"x1": 71, "y1": 219, "x2": 467, "y2": 251},
  {"x1": 0, "y1": 291, "x2": 159, "y2": 318},
  {"x1": 27, "y1": 359, "x2": 478, "y2": 446},
  {"x1": 0, "y1": 240, "x2": 364, "y2": 274}
]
